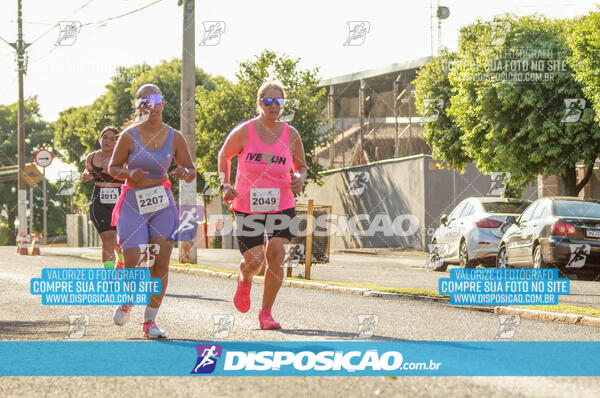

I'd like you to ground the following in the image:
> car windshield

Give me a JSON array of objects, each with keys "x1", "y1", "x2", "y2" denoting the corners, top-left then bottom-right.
[
  {"x1": 553, "y1": 200, "x2": 600, "y2": 218},
  {"x1": 481, "y1": 201, "x2": 530, "y2": 214}
]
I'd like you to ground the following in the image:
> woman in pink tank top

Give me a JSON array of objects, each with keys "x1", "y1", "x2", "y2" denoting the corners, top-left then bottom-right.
[{"x1": 218, "y1": 82, "x2": 308, "y2": 330}]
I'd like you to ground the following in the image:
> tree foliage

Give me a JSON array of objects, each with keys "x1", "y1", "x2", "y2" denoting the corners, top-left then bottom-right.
[
  {"x1": 567, "y1": 12, "x2": 600, "y2": 124},
  {"x1": 413, "y1": 48, "x2": 469, "y2": 170},
  {"x1": 196, "y1": 50, "x2": 328, "y2": 186},
  {"x1": 0, "y1": 97, "x2": 69, "y2": 244},
  {"x1": 415, "y1": 14, "x2": 600, "y2": 196}
]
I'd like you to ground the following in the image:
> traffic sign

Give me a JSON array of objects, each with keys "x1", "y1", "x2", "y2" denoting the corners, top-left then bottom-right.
[
  {"x1": 34, "y1": 149, "x2": 53, "y2": 168},
  {"x1": 21, "y1": 164, "x2": 43, "y2": 187}
]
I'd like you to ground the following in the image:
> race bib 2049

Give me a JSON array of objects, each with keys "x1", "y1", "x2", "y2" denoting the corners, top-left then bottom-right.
[{"x1": 250, "y1": 188, "x2": 280, "y2": 212}]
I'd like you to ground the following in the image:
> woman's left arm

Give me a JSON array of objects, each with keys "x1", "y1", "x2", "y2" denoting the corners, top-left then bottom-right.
[
  {"x1": 172, "y1": 130, "x2": 197, "y2": 183},
  {"x1": 289, "y1": 126, "x2": 307, "y2": 193}
]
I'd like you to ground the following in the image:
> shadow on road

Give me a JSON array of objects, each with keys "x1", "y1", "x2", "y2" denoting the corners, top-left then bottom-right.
[
  {"x1": 0, "y1": 320, "x2": 67, "y2": 337},
  {"x1": 165, "y1": 293, "x2": 228, "y2": 302},
  {"x1": 276, "y1": 328, "x2": 407, "y2": 341}
]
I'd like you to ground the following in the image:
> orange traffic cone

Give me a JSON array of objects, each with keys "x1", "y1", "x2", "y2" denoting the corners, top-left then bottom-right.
[
  {"x1": 18, "y1": 233, "x2": 30, "y2": 255},
  {"x1": 30, "y1": 233, "x2": 41, "y2": 255},
  {"x1": 16, "y1": 232, "x2": 22, "y2": 254}
]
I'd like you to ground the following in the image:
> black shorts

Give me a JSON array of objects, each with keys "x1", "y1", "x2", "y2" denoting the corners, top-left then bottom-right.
[
  {"x1": 234, "y1": 208, "x2": 296, "y2": 254},
  {"x1": 90, "y1": 185, "x2": 121, "y2": 233}
]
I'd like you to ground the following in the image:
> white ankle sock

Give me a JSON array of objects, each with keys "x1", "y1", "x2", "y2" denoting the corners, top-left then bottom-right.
[{"x1": 144, "y1": 306, "x2": 159, "y2": 322}]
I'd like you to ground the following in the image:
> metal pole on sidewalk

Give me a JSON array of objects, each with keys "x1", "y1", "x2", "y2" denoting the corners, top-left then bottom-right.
[
  {"x1": 178, "y1": 0, "x2": 197, "y2": 263},
  {"x1": 29, "y1": 187, "x2": 33, "y2": 235},
  {"x1": 42, "y1": 168, "x2": 47, "y2": 244}
]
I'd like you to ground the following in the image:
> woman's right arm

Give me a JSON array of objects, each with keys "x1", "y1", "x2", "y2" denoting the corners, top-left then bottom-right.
[
  {"x1": 81, "y1": 152, "x2": 94, "y2": 182},
  {"x1": 218, "y1": 123, "x2": 246, "y2": 202}
]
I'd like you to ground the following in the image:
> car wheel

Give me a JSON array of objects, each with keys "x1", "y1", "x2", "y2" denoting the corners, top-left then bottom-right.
[
  {"x1": 497, "y1": 246, "x2": 508, "y2": 269},
  {"x1": 533, "y1": 245, "x2": 548, "y2": 268},
  {"x1": 429, "y1": 240, "x2": 448, "y2": 272},
  {"x1": 459, "y1": 240, "x2": 476, "y2": 268}
]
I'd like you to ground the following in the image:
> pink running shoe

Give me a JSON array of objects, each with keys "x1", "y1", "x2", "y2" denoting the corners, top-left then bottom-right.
[
  {"x1": 233, "y1": 274, "x2": 251, "y2": 313},
  {"x1": 142, "y1": 320, "x2": 167, "y2": 339},
  {"x1": 259, "y1": 308, "x2": 281, "y2": 330}
]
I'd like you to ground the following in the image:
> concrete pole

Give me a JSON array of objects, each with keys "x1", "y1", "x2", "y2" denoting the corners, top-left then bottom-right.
[
  {"x1": 17, "y1": 0, "x2": 27, "y2": 234},
  {"x1": 178, "y1": 0, "x2": 197, "y2": 263}
]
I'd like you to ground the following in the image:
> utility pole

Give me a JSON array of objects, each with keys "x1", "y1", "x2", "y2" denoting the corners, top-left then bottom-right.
[
  {"x1": 178, "y1": 0, "x2": 197, "y2": 263},
  {"x1": 8, "y1": 0, "x2": 30, "y2": 235}
]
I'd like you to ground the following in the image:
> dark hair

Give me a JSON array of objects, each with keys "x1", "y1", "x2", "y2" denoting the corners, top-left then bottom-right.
[{"x1": 99, "y1": 126, "x2": 119, "y2": 141}]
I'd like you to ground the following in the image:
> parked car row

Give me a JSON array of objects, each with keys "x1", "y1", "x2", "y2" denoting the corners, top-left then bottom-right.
[{"x1": 430, "y1": 196, "x2": 600, "y2": 275}]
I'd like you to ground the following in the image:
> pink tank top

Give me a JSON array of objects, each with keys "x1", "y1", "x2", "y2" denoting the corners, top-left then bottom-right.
[{"x1": 232, "y1": 120, "x2": 295, "y2": 213}]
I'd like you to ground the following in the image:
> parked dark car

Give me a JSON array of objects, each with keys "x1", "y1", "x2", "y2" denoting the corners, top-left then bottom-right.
[
  {"x1": 430, "y1": 197, "x2": 530, "y2": 271},
  {"x1": 497, "y1": 197, "x2": 600, "y2": 272}
]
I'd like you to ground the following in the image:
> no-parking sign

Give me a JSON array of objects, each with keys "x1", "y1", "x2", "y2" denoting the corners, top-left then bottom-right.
[{"x1": 34, "y1": 149, "x2": 53, "y2": 168}]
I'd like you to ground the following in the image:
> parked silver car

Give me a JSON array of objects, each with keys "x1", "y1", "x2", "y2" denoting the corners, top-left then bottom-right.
[{"x1": 430, "y1": 197, "x2": 530, "y2": 271}]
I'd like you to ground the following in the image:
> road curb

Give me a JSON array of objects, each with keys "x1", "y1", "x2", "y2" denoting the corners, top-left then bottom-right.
[
  {"x1": 81, "y1": 253, "x2": 600, "y2": 328},
  {"x1": 494, "y1": 306, "x2": 600, "y2": 327}
]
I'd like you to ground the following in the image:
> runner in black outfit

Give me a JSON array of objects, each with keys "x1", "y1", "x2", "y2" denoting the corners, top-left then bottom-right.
[{"x1": 82, "y1": 126, "x2": 125, "y2": 268}]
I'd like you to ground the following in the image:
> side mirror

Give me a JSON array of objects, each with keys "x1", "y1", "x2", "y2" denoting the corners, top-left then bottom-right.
[
  {"x1": 440, "y1": 214, "x2": 448, "y2": 226},
  {"x1": 505, "y1": 216, "x2": 517, "y2": 225}
]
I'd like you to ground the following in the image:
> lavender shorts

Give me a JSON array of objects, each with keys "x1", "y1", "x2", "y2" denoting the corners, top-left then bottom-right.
[{"x1": 116, "y1": 186, "x2": 177, "y2": 250}]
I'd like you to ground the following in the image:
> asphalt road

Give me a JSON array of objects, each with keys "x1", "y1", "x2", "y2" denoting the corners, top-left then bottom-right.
[{"x1": 1, "y1": 247, "x2": 600, "y2": 397}]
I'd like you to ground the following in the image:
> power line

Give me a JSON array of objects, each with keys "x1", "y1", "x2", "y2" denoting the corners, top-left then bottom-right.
[
  {"x1": 28, "y1": 0, "x2": 96, "y2": 47},
  {"x1": 81, "y1": 0, "x2": 165, "y2": 28}
]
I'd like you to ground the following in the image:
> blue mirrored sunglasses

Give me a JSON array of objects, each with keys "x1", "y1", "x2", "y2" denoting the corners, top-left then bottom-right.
[{"x1": 261, "y1": 97, "x2": 285, "y2": 107}]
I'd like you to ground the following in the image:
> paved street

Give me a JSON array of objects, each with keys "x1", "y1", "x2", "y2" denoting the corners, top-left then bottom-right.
[
  {"x1": 43, "y1": 246, "x2": 600, "y2": 310},
  {"x1": 1, "y1": 247, "x2": 600, "y2": 396}
]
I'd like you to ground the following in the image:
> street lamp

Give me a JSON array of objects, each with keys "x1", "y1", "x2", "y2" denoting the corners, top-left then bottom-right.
[
  {"x1": 430, "y1": 1, "x2": 450, "y2": 56},
  {"x1": 437, "y1": 5, "x2": 450, "y2": 55}
]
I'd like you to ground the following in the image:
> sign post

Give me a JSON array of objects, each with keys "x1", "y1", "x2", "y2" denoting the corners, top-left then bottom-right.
[{"x1": 34, "y1": 149, "x2": 52, "y2": 244}]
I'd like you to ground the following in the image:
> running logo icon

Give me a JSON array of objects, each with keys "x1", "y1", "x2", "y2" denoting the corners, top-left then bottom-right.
[
  {"x1": 136, "y1": 244, "x2": 160, "y2": 268},
  {"x1": 66, "y1": 314, "x2": 89, "y2": 339},
  {"x1": 343, "y1": 21, "x2": 370, "y2": 46},
  {"x1": 170, "y1": 205, "x2": 204, "y2": 241},
  {"x1": 496, "y1": 314, "x2": 520, "y2": 339},
  {"x1": 55, "y1": 21, "x2": 81, "y2": 46},
  {"x1": 487, "y1": 172, "x2": 510, "y2": 196},
  {"x1": 356, "y1": 314, "x2": 379, "y2": 338},
  {"x1": 425, "y1": 243, "x2": 449, "y2": 269},
  {"x1": 282, "y1": 243, "x2": 305, "y2": 268},
  {"x1": 201, "y1": 172, "x2": 224, "y2": 196},
  {"x1": 346, "y1": 172, "x2": 370, "y2": 196},
  {"x1": 422, "y1": 99, "x2": 444, "y2": 122},
  {"x1": 191, "y1": 344, "x2": 223, "y2": 374},
  {"x1": 200, "y1": 21, "x2": 226, "y2": 46},
  {"x1": 212, "y1": 314, "x2": 235, "y2": 338},
  {"x1": 57, "y1": 171, "x2": 79, "y2": 196},
  {"x1": 566, "y1": 244, "x2": 590, "y2": 268},
  {"x1": 279, "y1": 99, "x2": 300, "y2": 123},
  {"x1": 561, "y1": 99, "x2": 585, "y2": 123}
]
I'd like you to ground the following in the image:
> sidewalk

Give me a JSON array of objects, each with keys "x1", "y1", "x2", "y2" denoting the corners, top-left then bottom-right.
[{"x1": 41, "y1": 246, "x2": 431, "y2": 290}]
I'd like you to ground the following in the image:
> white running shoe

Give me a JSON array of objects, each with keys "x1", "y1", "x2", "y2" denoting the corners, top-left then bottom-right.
[
  {"x1": 143, "y1": 320, "x2": 167, "y2": 339},
  {"x1": 113, "y1": 305, "x2": 133, "y2": 326}
]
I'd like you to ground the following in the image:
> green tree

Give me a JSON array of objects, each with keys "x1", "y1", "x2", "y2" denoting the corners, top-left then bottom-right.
[
  {"x1": 567, "y1": 12, "x2": 600, "y2": 124},
  {"x1": 446, "y1": 15, "x2": 600, "y2": 195},
  {"x1": 413, "y1": 48, "x2": 469, "y2": 170},
  {"x1": 0, "y1": 97, "x2": 59, "y2": 244},
  {"x1": 195, "y1": 50, "x2": 328, "y2": 185}
]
